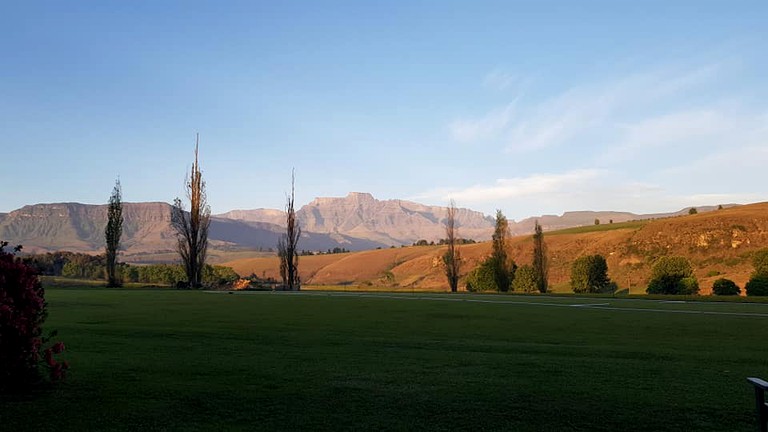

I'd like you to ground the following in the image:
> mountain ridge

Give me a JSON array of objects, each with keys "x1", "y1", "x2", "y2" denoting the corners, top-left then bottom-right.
[{"x1": 0, "y1": 193, "x2": 739, "y2": 262}]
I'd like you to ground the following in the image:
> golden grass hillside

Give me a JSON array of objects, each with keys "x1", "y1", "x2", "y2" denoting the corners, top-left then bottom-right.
[{"x1": 225, "y1": 202, "x2": 768, "y2": 293}]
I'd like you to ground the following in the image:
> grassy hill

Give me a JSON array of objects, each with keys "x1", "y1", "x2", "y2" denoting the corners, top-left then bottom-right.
[{"x1": 225, "y1": 202, "x2": 768, "y2": 293}]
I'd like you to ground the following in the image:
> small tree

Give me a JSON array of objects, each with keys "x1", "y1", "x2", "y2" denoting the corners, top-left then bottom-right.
[
  {"x1": 277, "y1": 170, "x2": 301, "y2": 290},
  {"x1": 711, "y1": 278, "x2": 740, "y2": 296},
  {"x1": 594, "y1": 218, "x2": 600, "y2": 225},
  {"x1": 512, "y1": 265, "x2": 537, "y2": 293},
  {"x1": 751, "y1": 248, "x2": 768, "y2": 277},
  {"x1": 688, "y1": 207, "x2": 698, "y2": 215},
  {"x1": 105, "y1": 178, "x2": 123, "y2": 287},
  {"x1": 171, "y1": 135, "x2": 211, "y2": 289},
  {"x1": 646, "y1": 256, "x2": 698, "y2": 295},
  {"x1": 442, "y1": 200, "x2": 461, "y2": 292},
  {"x1": 532, "y1": 220, "x2": 548, "y2": 293},
  {"x1": 746, "y1": 275, "x2": 768, "y2": 296},
  {"x1": 570, "y1": 254, "x2": 611, "y2": 294}
]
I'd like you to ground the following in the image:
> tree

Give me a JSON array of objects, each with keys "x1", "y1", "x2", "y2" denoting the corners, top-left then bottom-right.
[
  {"x1": 751, "y1": 248, "x2": 768, "y2": 277},
  {"x1": 512, "y1": 265, "x2": 537, "y2": 292},
  {"x1": 688, "y1": 207, "x2": 698, "y2": 215},
  {"x1": 105, "y1": 178, "x2": 123, "y2": 287},
  {"x1": 570, "y1": 254, "x2": 612, "y2": 294},
  {"x1": 646, "y1": 256, "x2": 699, "y2": 295},
  {"x1": 594, "y1": 218, "x2": 600, "y2": 225},
  {"x1": 171, "y1": 135, "x2": 211, "y2": 289},
  {"x1": 277, "y1": 170, "x2": 301, "y2": 290},
  {"x1": 746, "y1": 275, "x2": 768, "y2": 296},
  {"x1": 532, "y1": 220, "x2": 548, "y2": 293},
  {"x1": 711, "y1": 278, "x2": 740, "y2": 296},
  {"x1": 442, "y1": 199, "x2": 461, "y2": 292},
  {"x1": 466, "y1": 210, "x2": 515, "y2": 292},
  {"x1": 490, "y1": 210, "x2": 514, "y2": 292}
]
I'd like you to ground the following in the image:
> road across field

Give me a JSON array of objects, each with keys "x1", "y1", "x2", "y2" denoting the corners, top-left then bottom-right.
[{"x1": 210, "y1": 290, "x2": 768, "y2": 318}]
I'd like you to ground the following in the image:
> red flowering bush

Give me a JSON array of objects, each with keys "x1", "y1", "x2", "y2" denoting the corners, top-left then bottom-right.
[{"x1": 0, "y1": 241, "x2": 67, "y2": 391}]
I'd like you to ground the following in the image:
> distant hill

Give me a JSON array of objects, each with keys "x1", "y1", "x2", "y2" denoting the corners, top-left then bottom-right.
[
  {"x1": 0, "y1": 202, "x2": 383, "y2": 263},
  {"x1": 225, "y1": 202, "x2": 768, "y2": 294}
]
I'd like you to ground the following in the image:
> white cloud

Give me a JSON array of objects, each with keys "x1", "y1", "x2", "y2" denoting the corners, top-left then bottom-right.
[{"x1": 413, "y1": 169, "x2": 603, "y2": 204}]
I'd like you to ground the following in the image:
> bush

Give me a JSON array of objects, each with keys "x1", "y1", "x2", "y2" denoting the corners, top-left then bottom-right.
[
  {"x1": 711, "y1": 278, "x2": 740, "y2": 296},
  {"x1": 512, "y1": 265, "x2": 537, "y2": 293},
  {"x1": 752, "y1": 248, "x2": 768, "y2": 278},
  {"x1": 0, "y1": 242, "x2": 67, "y2": 391},
  {"x1": 746, "y1": 275, "x2": 768, "y2": 296},
  {"x1": 466, "y1": 259, "x2": 499, "y2": 292},
  {"x1": 646, "y1": 256, "x2": 698, "y2": 295},
  {"x1": 465, "y1": 256, "x2": 515, "y2": 292},
  {"x1": 570, "y1": 255, "x2": 611, "y2": 294}
]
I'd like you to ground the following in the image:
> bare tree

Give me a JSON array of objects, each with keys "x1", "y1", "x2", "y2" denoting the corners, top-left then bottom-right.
[
  {"x1": 532, "y1": 220, "x2": 548, "y2": 293},
  {"x1": 277, "y1": 170, "x2": 300, "y2": 290},
  {"x1": 105, "y1": 178, "x2": 123, "y2": 287},
  {"x1": 171, "y1": 134, "x2": 211, "y2": 289},
  {"x1": 442, "y1": 199, "x2": 461, "y2": 292}
]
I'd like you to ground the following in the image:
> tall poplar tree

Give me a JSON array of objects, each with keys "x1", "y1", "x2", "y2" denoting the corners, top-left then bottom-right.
[
  {"x1": 277, "y1": 170, "x2": 301, "y2": 290},
  {"x1": 491, "y1": 210, "x2": 513, "y2": 292},
  {"x1": 442, "y1": 200, "x2": 461, "y2": 292},
  {"x1": 532, "y1": 220, "x2": 548, "y2": 293},
  {"x1": 105, "y1": 178, "x2": 123, "y2": 287},
  {"x1": 171, "y1": 134, "x2": 211, "y2": 288}
]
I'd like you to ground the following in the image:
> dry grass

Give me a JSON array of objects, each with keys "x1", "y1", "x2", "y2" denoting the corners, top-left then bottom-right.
[{"x1": 224, "y1": 202, "x2": 768, "y2": 293}]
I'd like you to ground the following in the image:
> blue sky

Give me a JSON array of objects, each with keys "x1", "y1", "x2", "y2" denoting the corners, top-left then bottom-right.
[{"x1": 1, "y1": 1, "x2": 767, "y2": 220}]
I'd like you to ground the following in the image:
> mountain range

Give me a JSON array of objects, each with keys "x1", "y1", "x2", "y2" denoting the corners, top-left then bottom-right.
[{"x1": 0, "y1": 192, "x2": 733, "y2": 263}]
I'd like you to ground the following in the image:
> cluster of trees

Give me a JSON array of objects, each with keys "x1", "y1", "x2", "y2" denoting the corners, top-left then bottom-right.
[
  {"x1": 20, "y1": 251, "x2": 238, "y2": 287},
  {"x1": 414, "y1": 238, "x2": 477, "y2": 247},
  {"x1": 463, "y1": 212, "x2": 548, "y2": 293},
  {"x1": 301, "y1": 247, "x2": 349, "y2": 256}
]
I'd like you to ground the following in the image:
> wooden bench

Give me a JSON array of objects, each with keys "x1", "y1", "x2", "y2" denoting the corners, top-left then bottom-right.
[{"x1": 748, "y1": 377, "x2": 768, "y2": 432}]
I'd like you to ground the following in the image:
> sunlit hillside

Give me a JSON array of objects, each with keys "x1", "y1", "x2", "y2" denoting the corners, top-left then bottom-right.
[{"x1": 226, "y1": 202, "x2": 768, "y2": 294}]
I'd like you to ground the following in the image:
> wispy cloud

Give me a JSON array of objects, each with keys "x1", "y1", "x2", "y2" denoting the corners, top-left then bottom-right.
[
  {"x1": 483, "y1": 69, "x2": 520, "y2": 91},
  {"x1": 413, "y1": 169, "x2": 602, "y2": 204},
  {"x1": 449, "y1": 102, "x2": 515, "y2": 143},
  {"x1": 451, "y1": 63, "x2": 723, "y2": 151}
]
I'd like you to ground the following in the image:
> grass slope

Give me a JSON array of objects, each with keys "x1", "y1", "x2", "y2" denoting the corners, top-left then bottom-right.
[
  {"x1": 2, "y1": 289, "x2": 767, "y2": 431},
  {"x1": 225, "y1": 202, "x2": 768, "y2": 292}
]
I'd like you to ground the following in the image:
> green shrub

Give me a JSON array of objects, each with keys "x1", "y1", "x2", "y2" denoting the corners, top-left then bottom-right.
[
  {"x1": 752, "y1": 249, "x2": 768, "y2": 277},
  {"x1": 679, "y1": 277, "x2": 700, "y2": 295},
  {"x1": 646, "y1": 256, "x2": 698, "y2": 295},
  {"x1": 512, "y1": 265, "x2": 537, "y2": 293},
  {"x1": 570, "y1": 255, "x2": 611, "y2": 294},
  {"x1": 711, "y1": 278, "x2": 740, "y2": 296},
  {"x1": 466, "y1": 256, "x2": 515, "y2": 292},
  {"x1": 466, "y1": 260, "x2": 498, "y2": 292},
  {"x1": 746, "y1": 275, "x2": 768, "y2": 296}
]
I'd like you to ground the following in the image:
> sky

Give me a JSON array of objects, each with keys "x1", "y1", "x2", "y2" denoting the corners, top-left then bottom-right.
[{"x1": 1, "y1": 1, "x2": 767, "y2": 221}]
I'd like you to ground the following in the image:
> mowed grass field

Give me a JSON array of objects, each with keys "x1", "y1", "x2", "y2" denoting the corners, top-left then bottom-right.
[{"x1": 2, "y1": 289, "x2": 768, "y2": 431}]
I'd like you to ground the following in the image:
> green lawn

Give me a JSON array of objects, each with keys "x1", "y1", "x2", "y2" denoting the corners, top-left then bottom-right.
[{"x1": 2, "y1": 289, "x2": 767, "y2": 431}]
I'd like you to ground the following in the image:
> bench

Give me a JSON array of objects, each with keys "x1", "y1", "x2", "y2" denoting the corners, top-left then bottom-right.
[{"x1": 748, "y1": 377, "x2": 768, "y2": 432}]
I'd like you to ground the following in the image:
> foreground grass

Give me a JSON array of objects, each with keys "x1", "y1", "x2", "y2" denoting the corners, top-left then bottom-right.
[{"x1": 2, "y1": 289, "x2": 767, "y2": 431}]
